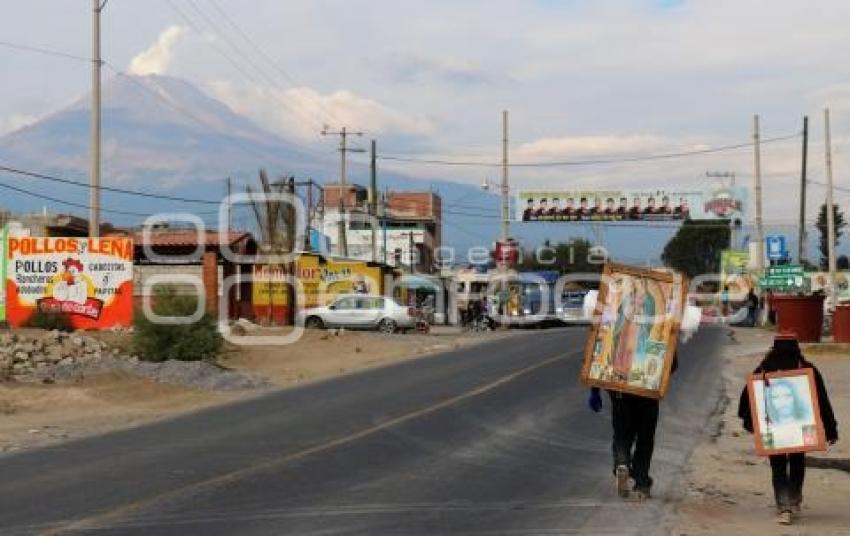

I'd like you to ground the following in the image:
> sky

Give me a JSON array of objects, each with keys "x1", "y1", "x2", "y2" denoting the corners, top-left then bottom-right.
[{"x1": 2, "y1": 0, "x2": 850, "y2": 258}]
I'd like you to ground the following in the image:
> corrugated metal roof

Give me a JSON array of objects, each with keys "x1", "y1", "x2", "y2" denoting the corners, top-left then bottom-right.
[{"x1": 113, "y1": 230, "x2": 253, "y2": 247}]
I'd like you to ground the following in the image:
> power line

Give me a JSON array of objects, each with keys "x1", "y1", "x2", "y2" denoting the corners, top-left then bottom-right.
[
  {"x1": 0, "y1": 38, "x2": 329, "y2": 169},
  {"x1": 0, "y1": 40, "x2": 91, "y2": 63},
  {"x1": 0, "y1": 179, "x2": 158, "y2": 217},
  {"x1": 0, "y1": 164, "x2": 221, "y2": 205},
  {"x1": 807, "y1": 179, "x2": 850, "y2": 193},
  {"x1": 376, "y1": 132, "x2": 801, "y2": 168},
  {"x1": 170, "y1": 0, "x2": 330, "y2": 139},
  {"x1": 101, "y1": 61, "x2": 330, "y2": 169},
  {"x1": 206, "y1": 0, "x2": 346, "y2": 130}
]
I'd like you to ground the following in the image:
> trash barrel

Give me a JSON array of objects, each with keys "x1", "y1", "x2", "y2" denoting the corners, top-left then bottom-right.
[
  {"x1": 833, "y1": 304, "x2": 850, "y2": 343},
  {"x1": 773, "y1": 295, "x2": 825, "y2": 343}
]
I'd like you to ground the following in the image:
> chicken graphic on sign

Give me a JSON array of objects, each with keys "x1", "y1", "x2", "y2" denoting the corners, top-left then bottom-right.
[{"x1": 39, "y1": 258, "x2": 103, "y2": 319}]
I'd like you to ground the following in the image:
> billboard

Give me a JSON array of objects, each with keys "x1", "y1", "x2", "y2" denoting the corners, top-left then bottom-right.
[
  {"x1": 346, "y1": 229, "x2": 425, "y2": 266},
  {"x1": 0, "y1": 226, "x2": 6, "y2": 322},
  {"x1": 720, "y1": 249, "x2": 754, "y2": 296},
  {"x1": 294, "y1": 255, "x2": 384, "y2": 310},
  {"x1": 252, "y1": 264, "x2": 289, "y2": 324},
  {"x1": 6, "y1": 237, "x2": 134, "y2": 329},
  {"x1": 517, "y1": 186, "x2": 747, "y2": 222}
]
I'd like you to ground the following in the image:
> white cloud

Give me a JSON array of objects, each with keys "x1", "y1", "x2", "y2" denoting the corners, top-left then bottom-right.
[
  {"x1": 0, "y1": 113, "x2": 38, "y2": 135},
  {"x1": 207, "y1": 82, "x2": 434, "y2": 141},
  {"x1": 128, "y1": 26, "x2": 187, "y2": 76},
  {"x1": 517, "y1": 135, "x2": 671, "y2": 159}
]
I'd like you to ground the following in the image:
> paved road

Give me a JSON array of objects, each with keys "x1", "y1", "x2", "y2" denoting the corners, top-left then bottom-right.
[{"x1": 1, "y1": 327, "x2": 726, "y2": 535}]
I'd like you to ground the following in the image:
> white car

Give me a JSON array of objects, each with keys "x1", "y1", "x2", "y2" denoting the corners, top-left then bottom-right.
[{"x1": 298, "y1": 295, "x2": 418, "y2": 333}]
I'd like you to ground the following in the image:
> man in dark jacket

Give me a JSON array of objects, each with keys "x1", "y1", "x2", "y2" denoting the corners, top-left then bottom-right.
[
  {"x1": 746, "y1": 288, "x2": 759, "y2": 327},
  {"x1": 589, "y1": 352, "x2": 679, "y2": 499},
  {"x1": 738, "y1": 334, "x2": 838, "y2": 525}
]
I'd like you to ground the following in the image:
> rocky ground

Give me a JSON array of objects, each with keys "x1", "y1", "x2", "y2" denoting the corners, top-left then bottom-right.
[
  {"x1": 675, "y1": 328, "x2": 850, "y2": 535},
  {"x1": 0, "y1": 329, "x2": 270, "y2": 391}
]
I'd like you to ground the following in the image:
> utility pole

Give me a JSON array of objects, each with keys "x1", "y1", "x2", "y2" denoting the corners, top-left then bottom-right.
[
  {"x1": 408, "y1": 231, "x2": 415, "y2": 273},
  {"x1": 226, "y1": 177, "x2": 232, "y2": 230},
  {"x1": 90, "y1": 0, "x2": 107, "y2": 237},
  {"x1": 321, "y1": 126, "x2": 364, "y2": 258},
  {"x1": 824, "y1": 108, "x2": 838, "y2": 308},
  {"x1": 305, "y1": 179, "x2": 313, "y2": 251},
  {"x1": 753, "y1": 114, "x2": 765, "y2": 271},
  {"x1": 382, "y1": 192, "x2": 388, "y2": 265},
  {"x1": 370, "y1": 139, "x2": 378, "y2": 263},
  {"x1": 501, "y1": 110, "x2": 510, "y2": 242},
  {"x1": 799, "y1": 116, "x2": 809, "y2": 265}
]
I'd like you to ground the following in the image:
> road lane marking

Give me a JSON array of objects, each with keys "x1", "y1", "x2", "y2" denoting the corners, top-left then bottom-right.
[
  {"x1": 52, "y1": 498, "x2": 614, "y2": 530},
  {"x1": 36, "y1": 349, "x2": 580, "y2": 535}
]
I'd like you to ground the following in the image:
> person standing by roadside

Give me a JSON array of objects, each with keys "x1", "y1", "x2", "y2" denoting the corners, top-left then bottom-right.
[
  {"x1": 738, "y1": 334, "x2": 838, "y2": 526},
  {"x1": 588, "y1": 352, "x2": 679, "y2": 499},
  {"x1": 720, "y1": 285, "x2": 731, "y2": 318},
  {"x1": 746, "y1": 288, "x2": 759, "y2": 327}
]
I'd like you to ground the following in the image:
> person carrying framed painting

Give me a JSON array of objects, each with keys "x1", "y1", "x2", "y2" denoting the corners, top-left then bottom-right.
[
  {"x1": 737, "y1": 332, "x2": 839, "y2": 526},
  {"x1": 588, "y1": 352, "x2": 678, "y2": 500},
  {"x1": 582, "y1": 263, "x2": 689, "y2": 501}
]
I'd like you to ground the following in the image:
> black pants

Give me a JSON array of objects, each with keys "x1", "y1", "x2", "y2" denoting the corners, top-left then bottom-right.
[
  {"x1": 610, "y1": 392, "x2": 659, "y2": 490},
  {"x1": 769, "y1": 453, "x2": 805, "y2": 510}
]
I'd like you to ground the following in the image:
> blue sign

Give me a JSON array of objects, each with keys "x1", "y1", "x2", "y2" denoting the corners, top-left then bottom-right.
[
  {"x1": 309, "y1": 229, "x2": 331, "y2": 254},
  {"x1": 765, "y1": 235, "x2": 787, "y2": 261}
]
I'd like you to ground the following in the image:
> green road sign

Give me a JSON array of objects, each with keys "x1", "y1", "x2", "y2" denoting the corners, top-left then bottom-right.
[{"x1": 759, "y1": 274, "x2": 808, "y2": 290}]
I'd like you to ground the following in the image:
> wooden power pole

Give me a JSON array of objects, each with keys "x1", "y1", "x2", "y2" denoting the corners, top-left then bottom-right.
[
  {"x1": 798, "y1": 116, "x2": 808, "y2": 264},
  {"x1": 753, "y1": 114, "x2": 765, "y2": 271}
]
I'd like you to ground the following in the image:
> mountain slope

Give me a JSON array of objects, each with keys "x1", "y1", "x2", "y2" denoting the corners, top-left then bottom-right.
[{"x1": 0, "y1": 73, "x2": 501, "y2": 252}]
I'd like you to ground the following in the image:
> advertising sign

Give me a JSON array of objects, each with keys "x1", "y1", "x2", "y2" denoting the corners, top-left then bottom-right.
[
  {"x1": 295, "y1": 255, "x2": 384, "y2": 310},
  {"x1": 809, "y1": 271, "x2": 850, "y2": 302},
  {"x1": 517, "y1": 186, "x2": 747, "y2": 222},
  {"x1": 494, "y1": 238, "x2": 519, "y2": 267},
  {"x1": 0, "y1": 226, "x2": 6, "y2": 322},
  {"x1": 346, "y1": 229, "x2": 424, "y2": 266},
  {"x1": 6, "y1": 237, "x2": 134, "y2": 329},
  {"x1": 766, "y1": 235, "x2": 788, "y2": 261},
  {"x1": 252, "y1": 264, "x2": 289, "y2": 323},
  {"x1": 720, "y1": 250, "x2": 754, "y2": 296}
]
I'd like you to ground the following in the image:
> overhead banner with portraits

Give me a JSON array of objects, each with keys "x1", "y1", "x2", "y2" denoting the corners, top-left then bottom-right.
[{"x1": 517, "y1": 187, "x2": 747, "y2": 222}]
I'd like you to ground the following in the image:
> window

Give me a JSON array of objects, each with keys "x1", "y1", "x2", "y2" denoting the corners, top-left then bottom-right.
[
  {"x1": 357, "y1": 297, "x2": 384, "y2": 309},
  {"x1": 334, "y1": 298, "x2": 357, "y2": 310},
  {"x1": 357, "y1": 298, "x2": 384, "y2": 309}
]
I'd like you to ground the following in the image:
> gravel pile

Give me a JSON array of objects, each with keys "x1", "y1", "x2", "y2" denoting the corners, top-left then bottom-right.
[{"x1": 0, "y1": 331, "x2": 271, "y2": 392}]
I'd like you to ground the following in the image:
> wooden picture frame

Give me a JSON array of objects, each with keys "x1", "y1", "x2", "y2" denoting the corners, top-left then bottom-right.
[
  {"x1": 747, "y1": 368, "x2": 828, "y2": 456},
  {"x1": 580, "y1": 262, "x2": 688, "y2": 399}
]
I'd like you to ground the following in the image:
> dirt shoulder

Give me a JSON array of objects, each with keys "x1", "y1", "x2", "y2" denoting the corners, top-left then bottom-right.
[
  {"x1": 0, "y1": 327, "x2": 519, "y2": 455},
  {"x1": 676, "y1": 328, "x2": 850, "y2": 534}
]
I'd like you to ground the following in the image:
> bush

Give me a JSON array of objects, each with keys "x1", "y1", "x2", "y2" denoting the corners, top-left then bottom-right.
[
  {"x1": 28, "y1": 308, "x2": 73, "y2": 332},
  {"x1": 132, "y1": 286, "x2": 223, "y2": 362}
]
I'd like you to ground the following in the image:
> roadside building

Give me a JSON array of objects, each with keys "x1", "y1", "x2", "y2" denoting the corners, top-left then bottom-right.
[
  {"x1": 321, "y1": 183, "x2": 442, "y2": 274},
  {"x1": 110, "y1": 228, "x2": 257, "y2": 320}
]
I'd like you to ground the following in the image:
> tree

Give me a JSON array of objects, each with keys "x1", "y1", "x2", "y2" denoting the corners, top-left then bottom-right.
[
  {"x1": 816, "y1": 203, "x2": 847, "y2": 270},
  {"x1": 661, "y1": 219, "x2": 730, "y2": 279}
]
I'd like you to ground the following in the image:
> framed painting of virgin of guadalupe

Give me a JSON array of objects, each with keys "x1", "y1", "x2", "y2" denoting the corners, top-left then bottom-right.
[{"x1": 580, "y1": 263, "x2": 688, "y2": 399}]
